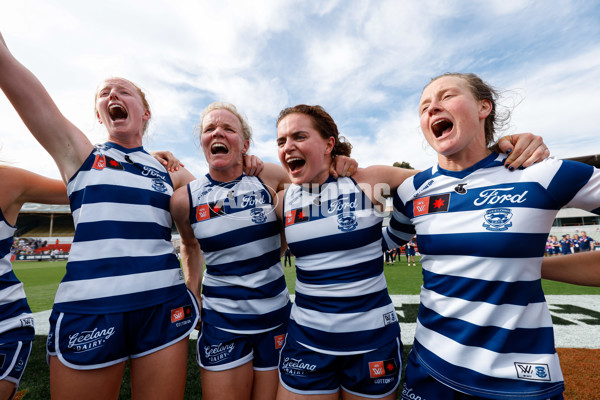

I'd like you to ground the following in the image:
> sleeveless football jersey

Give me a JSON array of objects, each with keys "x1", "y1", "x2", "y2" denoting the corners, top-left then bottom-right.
[
  {"x1": 386, "y1": 153, "x2": 600, "y2": 399},
  {"x1": 284, "y1": 176, "x2": 399, "y2": 354},
  {"x1": 188, "y1": 174, "x2": 290, "y2": 333},
  {"x1": 0, "y1": 209, "x2": 34, "y2": 341},
  {"x1": 53, "y1": 142, "x2": 187, "y2": 314}
]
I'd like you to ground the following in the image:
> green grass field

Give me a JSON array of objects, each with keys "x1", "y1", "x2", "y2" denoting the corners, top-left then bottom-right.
[{"x1": 12, "y1": 256, "x2": 600, "y2": 399}]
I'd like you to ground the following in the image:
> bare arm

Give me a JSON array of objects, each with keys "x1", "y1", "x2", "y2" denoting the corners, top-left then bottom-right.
[
  {"x1": 0, "y1": 166, "x2": 68, "y2": 225},
  {"x1": 0, "y1": 33, "x2": 93, "y2": 182},
  {"x1": 171, "y1": 185, "x2": 204, "y2": 310},
  {"x1": 542, "y1": 251, "x2": 600, "y2": 287},
  {"x1": 258, "y1": 162, "x2": 291, "y2": 193},
  {"x1": 169, "y1": 166, "x2": 196, "y2": 191}
]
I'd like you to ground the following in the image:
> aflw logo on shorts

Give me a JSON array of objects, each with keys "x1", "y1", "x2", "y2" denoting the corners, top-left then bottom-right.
[
  {"x1": 274, "y1": 334, "x2": 285, "y2": 349},
  {"x1": 369, "y1": 359, "x2": 398, "y2": 378},
  {"x1": 171, "y1": 305, "x2": 193, "y2": 323}
]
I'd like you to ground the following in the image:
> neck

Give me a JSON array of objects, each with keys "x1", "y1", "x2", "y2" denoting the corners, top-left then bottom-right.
[
  {"x1": 437, "y1": 146, "x2": 491, "y2": 171},
  {"x1": 209, "y1": 165, "x2": 244, "y2": 183}
]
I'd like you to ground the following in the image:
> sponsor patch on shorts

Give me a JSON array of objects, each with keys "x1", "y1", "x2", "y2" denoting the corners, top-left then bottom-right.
[
  {"x1": 274, "y1": 334, "x2": 285, "y2": 349},
  {"x1": 171, "y1": 305, "x2": 193, "y2": 323},
  {"x1": 369, "y1": 359, "x2": 398, "y2": 378}
]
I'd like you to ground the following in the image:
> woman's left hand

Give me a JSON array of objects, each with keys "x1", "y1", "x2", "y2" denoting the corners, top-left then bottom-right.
[
  {"x1": 151, "y1": 150, "x2": 183, "y2": 172},
  {"x1": 330, "y1": 156, "x2": 359, "y2": 178},
  {"x1": 497, "y1": 133, "x2": 550, "y2": 171},
  {"x1": 243, "y1": 154, "x2": 264, "y2": 176}
]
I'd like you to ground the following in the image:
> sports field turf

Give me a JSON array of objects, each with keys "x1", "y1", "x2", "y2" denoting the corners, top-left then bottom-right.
[{"x1": 12, "y1": 257, "x2": 600, "y2": 399}]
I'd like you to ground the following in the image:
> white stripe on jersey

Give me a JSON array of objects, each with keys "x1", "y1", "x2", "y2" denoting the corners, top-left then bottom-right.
[
  {"x1": 72, "y1": 203, "x2": 172, "y2": 228},
  {"x1": 54, "y1": 269, "x2": 183, "y2": 304},
  {"x1": 0, "y1": 312, "x2": 33, "y2": 334},
  {"x1": 202, "y1": 288, "x2": 289, "y2": 315},
  {"x1": 422, "y1": 255, "x2": 543, "y2": 282},
  {"x1": 415, "y1": 319, "x2": 564, "y2": 383},
  {"x1": 68, "y1": 238, "x2": 175, "y2": 262},
  {"x1": 290, "y1": 302, "x2": 395, "y2": 333},
  {"x1": 0, "y1": 283, "x2": 28, "y2": 304},
  {"x1": 295, "y1": 272, "x2": 388, "y2": 297},
  {"x1": 296, "y1": 241, "x2": 382, "y2": 271},
  {"x1": 203, "y1": 262, "x2": 284, "y2": 288},
  {"x1": 420, "y1": 288, "x2": 553, "y2": 330},
  {"x1": 202, "y1": 235, "x2": 280, "y2": 265},
  {"x1": 413, "y1": 207, "x2": 557, "y2": 235}
]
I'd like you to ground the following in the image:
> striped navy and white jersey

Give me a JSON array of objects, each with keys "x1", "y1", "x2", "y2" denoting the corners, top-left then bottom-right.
[
  {"x1": 284, "y1": 176, "x2": 399, "y2": 354},
  {"x1": 188, "y1": 174, "x2": 290, "y2": 333},
  {"x1": 0, "y1": 209, "x2": 34, "y2": 341},
  {"x1": 54, "y1": 143, "x2": 186, "y2": 314},
  {"x1": 386, "y1": 153, "x2": 600, "y2": 399}
]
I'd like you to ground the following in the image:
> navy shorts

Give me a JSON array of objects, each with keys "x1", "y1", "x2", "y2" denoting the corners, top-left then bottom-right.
[
  {"x1": 0, "y1": 338, "x2": 32, "y2": 395},
  {"x1": 47, "y1": 289, "x2": 199, "y2": 369},
  {"x1": 197, "y1": 321, "x2": 288, "y2": 371},
  {"x1": 402, "y1": 349, "x2": 564, "y2": 400},
  {"x1": 405, "y1": 248, "x2": 416, "y2": 256},
  {"x1": 279, "y1": 334, "x2": 403, "y2": 398}
]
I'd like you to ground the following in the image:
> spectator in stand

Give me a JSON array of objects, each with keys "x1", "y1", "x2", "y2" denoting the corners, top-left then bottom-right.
[
  {"x1": 579, "y1": 231, "x2": 595, "y2": 252},
  {"x1": 572, "y1": 233, "x2": 581, "y2": 253},
  {"x1": 559, "y1": 234, "x2": 572, "y2": 256},
  {"x1": 405, "y1": 237, "x2": 417, "y2": 266},
  {"x1": 550, "y1": 235, "x2": 561, "y2": 256}
]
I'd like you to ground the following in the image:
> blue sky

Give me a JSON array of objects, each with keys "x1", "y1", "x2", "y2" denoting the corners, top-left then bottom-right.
[{"x1": 1, "y1": 0, "x2": 599, "y2": 179}]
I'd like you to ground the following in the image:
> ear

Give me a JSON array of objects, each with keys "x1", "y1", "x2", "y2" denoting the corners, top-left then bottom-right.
[
  {"x1": 479, "y1": 99, "x2": 492, "y2": 120},
  {"x1": 325, "y1": 136, "x2": 335, "y2": 155},
  {"x1": 96, "y1": 111, "x2": 102, "y2": 124},
  {"x1": 142, "y1": 108, "x2": 151, "y2": 122},
  {"x1": 242, "y1": 139, "x2": 250, "y2": 155}
]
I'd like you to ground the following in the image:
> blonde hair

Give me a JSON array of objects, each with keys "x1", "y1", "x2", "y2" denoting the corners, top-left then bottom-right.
[{"x1": 198, "y1": 102, "x2": 253, "y2": 143}]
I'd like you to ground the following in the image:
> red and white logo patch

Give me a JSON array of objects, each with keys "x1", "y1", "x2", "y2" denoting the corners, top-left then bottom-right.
[
  {"x1": 274, "y1": 334, "x2": 285, "y2": 349},
  {"x1": 369, "y1": 359, "x2": 398, "y2": 378},
  {"x1": 171, "y1": 307, "x2": 185, "y2": 323},
  {"x1": 196, "y1": 204, "x2": 210, "y2": 221},
  {"x1": 92, "y1": 154, "x2": 106, "y2": 170}
]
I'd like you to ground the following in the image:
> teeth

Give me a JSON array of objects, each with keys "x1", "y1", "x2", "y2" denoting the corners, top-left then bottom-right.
[
  {"x1": 286, "y1": 157, "x2": 302, "y2": 163},
  {"x1": 211, "y1": 143, "x2": 227, "y2": 150}
]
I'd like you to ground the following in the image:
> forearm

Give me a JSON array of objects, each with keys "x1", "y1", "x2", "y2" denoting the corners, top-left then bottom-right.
[
  {"x1": 542, "y1": 251, "x2": 600, "y2": 286},
  {"x1": 180, "y1": 240, "x2": 203, "y2": 302}
]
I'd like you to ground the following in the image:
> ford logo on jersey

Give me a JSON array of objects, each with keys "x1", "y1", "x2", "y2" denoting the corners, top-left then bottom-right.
[
  {"x1": 482, "y1": 208, "x2": 513, "y2": 231},
  {"x1": 337, "y1": 212, "x2": 358, "y2": 232}
]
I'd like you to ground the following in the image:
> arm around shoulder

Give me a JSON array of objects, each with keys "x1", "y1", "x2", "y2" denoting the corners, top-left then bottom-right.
[{"x1": 542, "y1": 251, "x2": 600, "y2": 287}]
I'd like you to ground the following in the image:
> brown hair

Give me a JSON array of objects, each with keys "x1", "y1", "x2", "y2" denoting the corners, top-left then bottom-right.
[
  {"x1": 425, "y1": 73, "x2": 510, "y2": 147},
  {"x1": 276, "y1": 105, "x2": 352, "y2": 157}
]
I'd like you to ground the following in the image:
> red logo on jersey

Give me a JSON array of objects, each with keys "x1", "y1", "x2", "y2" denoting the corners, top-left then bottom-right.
[
  {"x1": 92, "y1": 154, "x2": 106, "y2": 170},
  {"x1": 413, "y1": 193, "x2": 450, "y2": 216},
  {"x1": 285, "y1": 209, "x2": 309, "y2": 226},
  {"x1": 274, "y1": 334, "x2": 285, "y2": 349},
  {"x1": 196, "y1": 204, "x2": 210, "y2": 221},
  {"x1": 369, "y1": 359, "x2": 398, "y2": 378}
]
